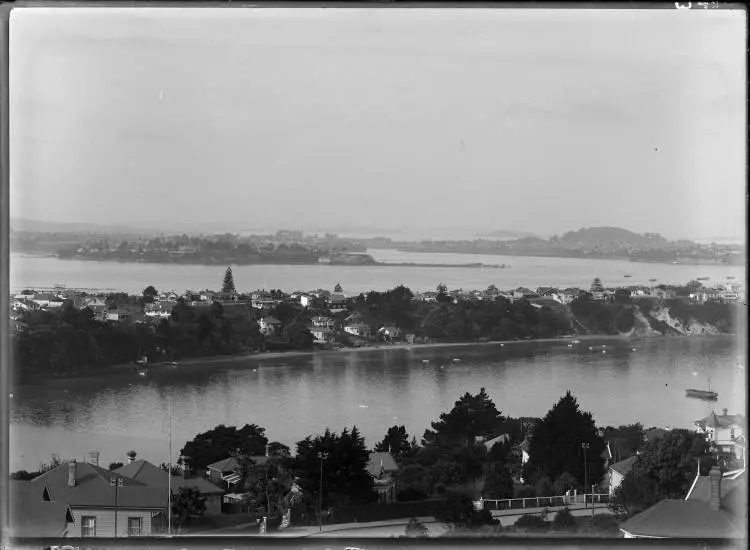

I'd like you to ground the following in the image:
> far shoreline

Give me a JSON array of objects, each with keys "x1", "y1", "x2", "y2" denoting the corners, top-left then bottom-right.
[{"x1": 11, "y1": 332, "x2": 738, "y2": 390}]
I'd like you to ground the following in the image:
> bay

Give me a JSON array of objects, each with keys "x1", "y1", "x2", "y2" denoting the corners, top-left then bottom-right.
[
  {"x1": 9, "y1": 250, "x2": 745, "y2": 295},
  {"x1": 10, "y1": 335, "x2": 745, "y2": 473}
]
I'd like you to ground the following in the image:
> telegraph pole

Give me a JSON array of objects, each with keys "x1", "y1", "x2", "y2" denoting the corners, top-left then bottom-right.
[
  {"x1": 581, "y1": 442, "x2": 590, "y2": 507},
  {"x1": 317, "y1": 451, "x2": 328, "y2": 532}
]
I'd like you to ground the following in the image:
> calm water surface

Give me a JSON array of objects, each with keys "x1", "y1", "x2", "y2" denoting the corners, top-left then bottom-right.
[
  {"x1": 10, "y1": 251, "x2": 745, "y2": 295},
  {"x1": 10, "y1": 336, "x2": 745, "y2": 472}
]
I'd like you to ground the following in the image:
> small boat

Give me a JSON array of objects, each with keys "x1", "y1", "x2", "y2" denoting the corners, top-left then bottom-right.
[
  {"x1": 697, "y1": 277, "x2": 709, "y2": 281},
  {"x1": 649, "y1": 278, "x2": 657, "y2": 282},
  {"x1": 685, "y1": 388, "x2": 718, "y2": 401},
  {"x1": 727, "y1": 276, "x2": 735, "y2": 280},
  {"x1": 452, "y1": 358, "x2": 462, "y2": 363},
  {"x1": 422, "y1": 359, "x2": 430, "y2": 364},
  {"x1": 686, "y1": 378, "x2": 718, "y2": 401},
  {"x1": 624, "y1": 274, "x2": 632, "y2": 278}
]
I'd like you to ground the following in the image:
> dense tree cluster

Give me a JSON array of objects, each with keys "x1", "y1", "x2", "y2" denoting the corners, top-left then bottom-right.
[
  {"x1": 612, "y1": 429, "x2": 714, "y2": 514},
  {"x1": 569, "y1": 295, "x2": 636, "y2": 334},
  {"x1": 179, "y1": 424, "x2": 269, "y2": 472}
]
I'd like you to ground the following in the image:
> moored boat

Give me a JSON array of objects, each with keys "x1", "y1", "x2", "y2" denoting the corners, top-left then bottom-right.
[{"x1": 685, "y1": 388, "x2": 718, "y2": 400}]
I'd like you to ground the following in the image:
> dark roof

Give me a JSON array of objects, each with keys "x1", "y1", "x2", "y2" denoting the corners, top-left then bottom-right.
[
  {"x1": 619, "y1": 499, "x2": 736, "y2": 538},
  {"x1": 686, "y1": 471, "x2": 746, "y2": 511},
  {"x1": 610, "y1": 456, "x2": 637, "y2": 476},
  {"x1": 260, "y1": 316, "x2": 281, "y2": 324},
  {"x1": 115, "y1": 460, "x2": 224, "y2": 495},
  {"x1": 207, "y1": 455, "x2": 270, "y2": 473},
  {"x1": 695, "y1": 412, "x2": 745, "y2": 430},
  {"x1": 10, "y1": 481, "x2": 74, "y2": 538},
  {"x1": 31, "y1": 461, "x2": 167, "y2": 509},
  {"x1": 366, "y1": 453, "x2": 399, "y2": 477}
]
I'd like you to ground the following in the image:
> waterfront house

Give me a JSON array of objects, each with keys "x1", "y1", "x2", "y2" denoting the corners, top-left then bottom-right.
[
  {"x1": 299, "y1": 294, "x2": 314, "y2": 308},
  {"x1": 258, "y1": 316, "x2": 282, "y2": 337},
  {"x1": 619, "y1": 467, "x2": 744, "y2": 538},
  {"x1": 513, "y1": 287, "x2": 537, "y2": 300},
  {"x1": 311, "y1": 316, "x2": 336, "y2": 330},
  {"x1": 560, "y1": 288, "x2": 583, "y2": 304},
  {"x1": 26, "y1": 457, "x2": 167, "y2": 538},
  {"x1": 309, "y1": 326, "x2": 335, "y2": 343},
  {"x1": 115, "y1": 456, "x2": 225, "y2": 515},
  {"x1": 366, "y1": 452, "x2": 399, "y2": 504},
  {"x1": 377, "y1": 323, "x2": 402, "y2": 340},
  {"x1": 536, "y1": 287, "x2": 562, "y2": 303},
  {"x1": 206, "y1": 453, "x2": 273, "y2": 491},
  {"x1": 344, "y1": 321, "x2": 371, "y2": 339},
  {"x1": 694, "y1": 409, "x2": 746, "y2": 464},
  {"x1": 608, "y1": 456, "x2": 637, "y2": 497},
  {"x1": 10, "y1": 480, "x2": 75, "y2": 538}
]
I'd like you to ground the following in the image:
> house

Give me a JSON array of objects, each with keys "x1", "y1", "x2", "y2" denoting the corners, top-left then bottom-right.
[
  {"x1": 32, "y1": 293, "x2": 64, "y2": 309},
  {"x1": 536, "y1": 288, "x2": 562, "y2": 303},
  {"x1": 377, "y1": 324, "x2": 401, "y2": 340},
  {"x1": 344, "y1": 321, "x2": 371, "y2": 339},
  {"x1": 26, "y1": 457, "x2": 167, "y2": 538},
  {"x1": 560, "y1": 288, "x2": 583, "y2": 305},
  {"x1": 309, "y1": 326, "x2": 335, "y2": 343},
  {"x1": 200, "y1": 290, "x2": 218, "y2": 302},
  {"x1": 608, "y1": 456, "x2": 637, "y2": 497},
  {"x1": 300, "y1": 294, "x2": 315, "y2": 308},
  {"x1": 206, "y1": 454, "x2": 272, "y2": 490},
  {"x1": 366, "y1": 452, "x2": 399, "y2": 504},
  {"x1": 513, "y1": 287, "x2": 538, "y2": 300},
  {"x1": 311, "y1": 316, "x2": 335, "y2": 330},
  {"x1": 619, "y1": 467, "x2": 745, "y2": 538},
  {"x1": 258, "y1": 316, "x2": 282, "y2": 336},
  {"x1": 417, "y1": 291, "x2": 438, "y2": 302},
  {"x1": 327, "y1": 294, "x2": 351, "y2": 311},
  {"x1": 10, "y1": 480, "x2": 75, "y2": 537},
  {"x1": 518, "y1": 436, "x2": 532, "y2": 483},
  {"x1": 694, "y1": 409, "x2": 746, "y2": 464},
  {"x1": 115, "y1": 456, "x2": 225, "y2": 515}
]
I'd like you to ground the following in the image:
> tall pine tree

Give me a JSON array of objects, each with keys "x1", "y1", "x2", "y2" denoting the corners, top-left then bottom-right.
[
  {"x1": 522, "y1": 391, "x2": 605, "y2": 488},
  {"x1": 222, "y1": 266, "x2": 236, "y2": 295}
]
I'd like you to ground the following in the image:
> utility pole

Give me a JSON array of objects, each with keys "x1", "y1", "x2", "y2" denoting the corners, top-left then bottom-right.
[
  {"x1": 168, "y1": 397, "x2": 172, "y2": 537},
  {"x1": 317, "y1": 451, "x2": 329, "y2": 532},
  {"x1": 591, "y1": 484, "x2": 595, "y2": 519},
  {"x1": 581, "y1": 442, "x2": 590, "y2": 508},
  {"x1": 110, "y1": 477, "x2": 124, "y2": 537}
]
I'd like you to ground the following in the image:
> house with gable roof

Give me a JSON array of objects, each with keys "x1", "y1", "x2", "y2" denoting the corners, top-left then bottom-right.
[
  {"x1": 608, "y1": 455, "x2": 638, "y2": 497},
  {"x1": 9, "y1": 480, "x2": 75, "y2": 538},
  {"x1": 115, "y1": 452, "x2": 225, "y2": 515},
  {"x1": 24, "y1": 456, "x2": 167, "y2": 538},
  {"x1": 694, "y1": 409, "x2": 746, "y2": 464},
  {"x1": 365, "y1": 452, "x2": 399, "y2": 504},
  {"x1": 619, "y1": 466, "x2": 746, "y2": 538}
]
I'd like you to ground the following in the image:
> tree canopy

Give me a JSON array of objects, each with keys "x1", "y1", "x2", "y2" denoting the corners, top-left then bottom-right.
[
  {"x1": 422, "y1": 388, "x2": 505, "y2": 449},
  {"x1": 373, "y1": 425, "x2": 417, "y2": 458},
  {"x1": 613, "y1": 429, "x2": 714, "y2": 514},
  {"x1": 179, "y1": 424, "x2": 268, "y2": 472},
  {"x1": 522, "y1": 391, "x2": 606, "y2": 488},
  {"x1": 291, "y1": 427, "x2": 376, "y2": 511},
  {"x1": 222, "y1": 266, "x2": 236, "y2": 295}
]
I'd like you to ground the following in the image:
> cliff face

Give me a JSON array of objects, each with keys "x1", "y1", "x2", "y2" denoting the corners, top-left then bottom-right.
[{"x1": 625, "y1": 304, "x2": 724, "y2": 337}]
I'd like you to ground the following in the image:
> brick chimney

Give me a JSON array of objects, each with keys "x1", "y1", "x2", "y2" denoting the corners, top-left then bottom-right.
[
  {"x1": 709, "y1": 466, "x2": 722, "y2": 511},
  {"x1": 67, "y1": 459, "x2": 76, "y2": 487},
  {"x1": 86, "y1": 451, "x2": 100, "y2": 467},
  {"x1": 126, "y1": 450, "x2": 137, "y2": 464}
]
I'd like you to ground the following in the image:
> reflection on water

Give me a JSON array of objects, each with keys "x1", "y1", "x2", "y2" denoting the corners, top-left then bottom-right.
[{"x1": 10, "y1": 336, "x2": 745, "y2": 471}]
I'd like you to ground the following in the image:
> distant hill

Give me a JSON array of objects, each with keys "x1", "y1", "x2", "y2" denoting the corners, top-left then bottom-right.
[
  {"x1": 475, "y1": 229, "x2": 540, "y2": 240},
  {"x1": 554, "y1": 227, "x2": 669, "y2": 248}
]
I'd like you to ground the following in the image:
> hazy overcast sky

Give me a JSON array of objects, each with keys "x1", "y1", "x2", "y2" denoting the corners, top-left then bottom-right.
[{"x1": 10, "y1": 7, "x2": 746, "y2": 240}]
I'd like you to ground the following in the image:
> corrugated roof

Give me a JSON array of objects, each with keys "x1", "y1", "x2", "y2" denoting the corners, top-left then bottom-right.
[
  {"x1": 115, "y1": 460, "x2": 224, "y2": 495},
  {"x1": 619, "y1": 499, "x2": 735, "y2": 538},
  {"x1": 366, "y1": 452, "x2": 399, "y2": 478},
  {"x1": 686, "y1": 471, "x2": 745, "y2": 504},
  {"x1": 31, "y1": 461, "x2": 167, "y2": 509},
  {"x1": 10, "y1": 481, "x2": 74, "y2": 538}
]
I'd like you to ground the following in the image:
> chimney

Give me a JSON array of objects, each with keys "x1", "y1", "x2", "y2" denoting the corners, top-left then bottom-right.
[
  {"x1": 67, "y1": 459, "x2": 76, "y2": 487},
  {"x1": 126, "y1": 450, "x2": 137, "y2": 464},
  {"x1": 722, "y1": 408, "x2": 728, "y2": 416},
  {"x1": 86, "y1": 451, "x2": 100, "y2": 467},
  {"x1": 709, "y1": 466, "x2": 721, "y2": 511}
]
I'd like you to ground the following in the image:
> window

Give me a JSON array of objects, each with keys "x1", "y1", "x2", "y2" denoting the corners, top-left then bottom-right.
[
  {"x1": 730, "y1": 429, "x2": 735, "y2": 440},
  {"x1": 127, "y1": 517, "x2": 142, "y2": 537},
  {"x1": 81, "y1": 516, "x2": 96, "y2": 537}
]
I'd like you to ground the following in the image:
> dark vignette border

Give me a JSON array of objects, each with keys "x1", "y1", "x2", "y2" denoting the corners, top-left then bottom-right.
[{"x1": 0, "y1": 1, "x2": 747, "y2": 550}]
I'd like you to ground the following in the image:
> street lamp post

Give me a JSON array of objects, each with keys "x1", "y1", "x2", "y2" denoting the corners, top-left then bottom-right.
[
  {"x1": 581, "y1": 443, "x2": 590, "y2": 508},
  {"x1": 317, "y1": 451, "x2": 329, "y2": 532}
]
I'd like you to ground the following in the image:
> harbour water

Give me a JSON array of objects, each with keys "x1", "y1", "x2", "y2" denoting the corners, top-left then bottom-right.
[
  {"x1": 10, "y1": 335, "x2": 745, "y2": 472},
  {"x1": 9, "y1": 250, "x2": 745, "y2": 295}
]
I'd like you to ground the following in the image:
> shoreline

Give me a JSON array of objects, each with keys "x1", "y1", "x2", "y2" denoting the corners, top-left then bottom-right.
[{"x1": 13, "y1": 332, "x2": 732, "y2": 389}]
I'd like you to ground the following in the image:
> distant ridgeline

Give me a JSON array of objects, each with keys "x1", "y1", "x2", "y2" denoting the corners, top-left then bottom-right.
[
  {"x1": 359, "y1": 227, "x2": 744, "y2": 265},
  {"x1": 11, "y1": 230, "x2": 375, "y2": 265}
]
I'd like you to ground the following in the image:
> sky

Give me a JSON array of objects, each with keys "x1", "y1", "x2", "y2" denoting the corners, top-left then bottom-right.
[{"x1": 9, "y1": 6, "x2": 747, "y2": 241}]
